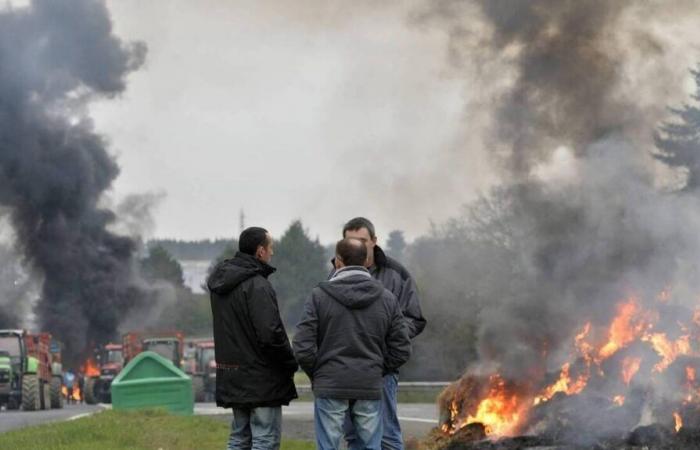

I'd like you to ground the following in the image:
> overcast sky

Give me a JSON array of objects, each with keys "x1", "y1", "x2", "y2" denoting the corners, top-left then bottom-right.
[{"x1": 78, "y1": 1, "x2": 496, "y2": 243}]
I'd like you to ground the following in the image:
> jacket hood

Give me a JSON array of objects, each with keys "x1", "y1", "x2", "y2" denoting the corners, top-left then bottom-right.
[
  {"x1": 207, "y1": 252, "x2": 276, "y2": 295},
  {"x1": 319, "y1": 270, "x2": 385, "y2": 310}
]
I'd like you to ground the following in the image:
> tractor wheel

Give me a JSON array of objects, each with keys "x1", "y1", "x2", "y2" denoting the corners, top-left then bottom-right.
[
  {"x1": 44, "y1": 382, "x2": 51, "y2": 410},
  {"x1": 21, "y1": 374, "x2": 40, "y2": 411},
  {"x1": 50, "y1": 376, "x2": 63, "y2": 409},
  {"x1": 192, "y1": 375, "x2": 205, "y2": 403},
  {"x1": 39, "y1": 380, "x2": 49, "y2": 410},
  {"x1": 84, "y1": 377, "x2": 97, "y2": 405}
]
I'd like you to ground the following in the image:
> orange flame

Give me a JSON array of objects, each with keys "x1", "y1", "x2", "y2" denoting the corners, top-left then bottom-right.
[
  {"x1": 61, "y1": 385, "x2": 82, "y2": 401},
  {"x1": 598, "y1": 298, "x2": 651, "y2": 361},
  {"x1": 533, "y1": 363, "x2": 588, "y2": 405},
  {"x1": 446, "y1": 375, "x2": 526, "y2": 437},
  {"x1": 621, "y1": 357, "x2": 641, "y2": 385},
  {"x1": 674, "y1": 412, "x2": 683, "y2": 432},
  {"x1": 642, "y1": 333, "x2": 691, "y2": 372},
  {"x1": 83, "y1": 359, "x2": 100, "y2": 378},
  {"x1": 462, "y1": 375, "x2": 523, "y2": 436},
  {"x1": 612, "y1": 395, "x2": 625, "y2": 406}
]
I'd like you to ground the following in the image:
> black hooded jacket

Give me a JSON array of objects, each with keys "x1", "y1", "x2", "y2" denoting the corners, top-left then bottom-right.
[
  {"x1": 293, "y1": 267, "x2": 411, "y2": 400},
  {"x1": 207, "y1": 252, "x2": 298, "y2": 408}
]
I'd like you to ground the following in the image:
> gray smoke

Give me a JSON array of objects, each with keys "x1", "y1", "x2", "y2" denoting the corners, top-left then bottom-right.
[
  {"x1": 0, "y1": 0, "x2": 146, "y2": 364},
  {"x1": 406, "y1": 0, "x2": 700, "y2": 438}
]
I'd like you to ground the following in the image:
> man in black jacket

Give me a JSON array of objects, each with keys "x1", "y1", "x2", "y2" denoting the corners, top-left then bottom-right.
[
  {"x1": 294, "y1": 238, "x2": 411, "y2": 450},
  {"x1": 339, "y1": 217, "x2": 426, "y2": 450},
  {"x1": 208, "y1": 227, "x2": 298, "y2": 450}
]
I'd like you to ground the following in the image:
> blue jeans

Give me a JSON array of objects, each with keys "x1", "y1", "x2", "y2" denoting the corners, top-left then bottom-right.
[
  {"x1": 345, "y1": 374, "x2": 402, "y2": 450},
  {"x1": 315, "y1": 397, "x2": 382, "y2": 450},
  {"x1": 228, "y1": 406, "x2": 282, "y2": 450}
]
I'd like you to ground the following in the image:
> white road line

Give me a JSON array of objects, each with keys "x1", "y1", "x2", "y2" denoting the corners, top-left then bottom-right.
[
  {"x1": 66, "y1": 412, "x2": 93, "y2": 421},
  {"x1": 397, "y1": 416, "x2": 438, "y2": 424}
]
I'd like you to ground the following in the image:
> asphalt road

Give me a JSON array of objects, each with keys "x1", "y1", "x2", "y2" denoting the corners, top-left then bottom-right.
[
  {"x1": 199, "y1": 402, "x2": 439, "y2": 441},
  {"x1": 0, "y1": 403, "x2": 105, "y2": 434}
]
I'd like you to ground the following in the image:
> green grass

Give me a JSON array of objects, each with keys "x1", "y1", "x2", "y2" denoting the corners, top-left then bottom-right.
[{"x1": 0, "y1": 409, "x2": 315, "y2": 450}]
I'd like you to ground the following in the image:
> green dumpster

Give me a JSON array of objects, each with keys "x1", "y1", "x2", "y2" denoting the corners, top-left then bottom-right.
[{"x1": 111, "y1": 351, "x2": 193, "y2": 415}]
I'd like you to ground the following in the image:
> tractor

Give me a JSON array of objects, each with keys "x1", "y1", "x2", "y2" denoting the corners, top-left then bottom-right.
[
  {"x1": 0, "y1": 350, "x2": 12, "y2": 410},
  {"x1": 84, "y1": 343, "x2": 123, "y2": 405},
  {"x1": 190, "y1": 340, "x2": 216, "y2": 403},
  {"x1": 0, "y1": 330, "x2": 63, "y2": 411},
  {"x1": 122, "y1": 330, "x2": 185, "y2": 369}
]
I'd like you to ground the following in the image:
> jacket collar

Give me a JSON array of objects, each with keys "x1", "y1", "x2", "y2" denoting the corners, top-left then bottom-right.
[
  {"x1": 330, "y1": 266, "x2": 371, "y2": 282},
  {"x1": 234, "y1": 251, "x2": 276, "y2": 278}
]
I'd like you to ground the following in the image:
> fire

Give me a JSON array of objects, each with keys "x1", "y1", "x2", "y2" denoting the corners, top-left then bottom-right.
[
  {"x1": 441, "y1": 293, "x2": 700, "y2": 440},
  {"x1": 642, "y1": 333, "x2": 691, "y2": 372},
  {"x1": 533, "y1": 363, "x2": 588, "y2": 405},
  {"x1": 598, "y1": 299, "x2": 651, "y2": 361},
  {"x1": 443, "y1": 375, "x2": 526, "y2": 437},
  {"x1": 83, "y1": 359, "x2": 100, "y2": 377},
  {"x1": 61, "y1": 385, "x2": 82, "y2": 401},
  {"x1": 461, "y1": 375, "x2": 523, "y2": 436},
  {"x1": 621, "y1": 357, "x2": 641, "y2": 385},
  {"x1": 684, "y1": 366, "x2": 697, "y2": 402},
  {"x1": 674, "y1": 412, "x2": 683, "y2": 432}
]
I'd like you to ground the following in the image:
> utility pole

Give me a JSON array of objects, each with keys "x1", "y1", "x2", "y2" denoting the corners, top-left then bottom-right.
[{"x1": 239, "y1": 209, "x2": 246, "y2": 234}]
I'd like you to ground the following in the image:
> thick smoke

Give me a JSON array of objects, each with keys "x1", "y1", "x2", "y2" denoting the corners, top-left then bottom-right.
[
  {"x1": 0, "y1": 0, "x2": 146, "y2": 364},
  {"x1": 407, "y1": 0, "x2": 700, "y2": 437}
]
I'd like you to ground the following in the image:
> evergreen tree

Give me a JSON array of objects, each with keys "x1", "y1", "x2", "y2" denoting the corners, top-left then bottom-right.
[
  {"x1": 655, "y1": 67, "x2": 700, "y2": 190},
  {"x1": 271, "y1": 220, "x2": 327, "y2": 327},
  {"x1": 386, "y1": 229, "x2": 407, "y2": 261},
  {"x1": 140, "y1": 245, "x2": 185, "y2": 287}
]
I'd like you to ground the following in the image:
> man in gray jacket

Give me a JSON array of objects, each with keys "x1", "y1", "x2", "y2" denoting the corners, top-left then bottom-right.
[
  {"x1": 340, "y1": 217, "x2": 426, "y2": 450},
  {"x1": 294, "y1": 238, "x2": 411, "y2": 450}
]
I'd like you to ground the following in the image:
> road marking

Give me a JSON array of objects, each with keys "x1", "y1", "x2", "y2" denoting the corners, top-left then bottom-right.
[
  {"x1": 397, "y1": 416, "x2": 438, "y2": 424},
  {"x1": 66, "y1": 412, "x2": 93, "y2": 421}
]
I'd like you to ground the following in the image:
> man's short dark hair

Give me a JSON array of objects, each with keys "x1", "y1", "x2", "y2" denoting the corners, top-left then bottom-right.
[
  {"x1": 342, "y1": 217, "x2": 376, "y2": 240},
  {"x1": 239, "y1": 227, "x2": 269, "y2": 255},
  {"x1": 336, "y1": 238, "x2": 368, "y2": 267}
]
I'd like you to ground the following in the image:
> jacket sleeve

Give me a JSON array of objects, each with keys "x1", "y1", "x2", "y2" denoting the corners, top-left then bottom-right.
[
  {"x1": 248, "y1": 283, "x2": 298, "y2": 374},
  {"x1": 398, "y1": 274, "x2": 427, "y2": 339},
  {"x1": 384, "y1": 296, "x2": 412, "y2": 373},
  {"x1": 292, "y1": 294, "x2": 318, "y2": 378}
]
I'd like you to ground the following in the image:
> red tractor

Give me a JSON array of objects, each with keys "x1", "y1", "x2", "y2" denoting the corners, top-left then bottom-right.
[
  {"x1": 190, "y1": 340, "x2": 216, "y2": 403},
  {"x1": 84, "y1": 343, "x2": 123, "y2": 405},
  {"x1": 122, "y1": 330, "x2": 185, "y2": 369}
]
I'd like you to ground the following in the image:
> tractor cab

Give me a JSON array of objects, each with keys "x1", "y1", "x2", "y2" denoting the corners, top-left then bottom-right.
[{"x1": 142, "y1": 338, "x2": 182, "y2": 368}]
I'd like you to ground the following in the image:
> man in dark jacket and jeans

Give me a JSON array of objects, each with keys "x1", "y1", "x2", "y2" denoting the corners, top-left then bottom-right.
[
  {"x1": 340, "y1": 217, "x2": 426, "y2": 450},
  {"x1": 208, "y1": 227, "x2": 298, "y2": 450},
  {"x1": 294, "y1": 238, "x2": 411, "y2": 450}
]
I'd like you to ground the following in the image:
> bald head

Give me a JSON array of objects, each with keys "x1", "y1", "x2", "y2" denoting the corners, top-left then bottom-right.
[{"x1": 335, "y1": 238, "x2": 368, "y2": 268}]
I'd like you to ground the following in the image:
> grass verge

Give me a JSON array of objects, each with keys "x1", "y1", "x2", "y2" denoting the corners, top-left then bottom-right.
[{"x1": 0, "y1": 409, "x2": 315, "y2": 450}]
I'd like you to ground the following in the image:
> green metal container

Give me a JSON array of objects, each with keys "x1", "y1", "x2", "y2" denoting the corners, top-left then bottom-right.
[{"x1": 111, "y1": 351, "x2": 193, "y2": 415}]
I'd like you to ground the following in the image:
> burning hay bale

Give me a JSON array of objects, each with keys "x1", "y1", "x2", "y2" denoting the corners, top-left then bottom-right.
[{"x1": 429, "y1": 295, "x2": 700, "y2": 449}]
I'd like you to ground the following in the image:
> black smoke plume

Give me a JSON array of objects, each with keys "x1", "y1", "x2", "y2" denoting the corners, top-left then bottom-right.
[{"x1": 0, "y1": 0, "x2": 146, "y2": 365}]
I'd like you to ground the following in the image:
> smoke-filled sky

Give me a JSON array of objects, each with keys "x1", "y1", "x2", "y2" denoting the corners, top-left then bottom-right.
[
  {"x1": 87, "y1": 0, "x2": 496, "y2": 242},
  {"x1": 3, "y1": 0, "x2": 698, "y2": 245}
]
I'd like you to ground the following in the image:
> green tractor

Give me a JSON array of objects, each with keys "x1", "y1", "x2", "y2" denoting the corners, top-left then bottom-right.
[
  {"x1": 0, "y1": 330, "x2": 63, "y2": 411},
  {"x1": 0, "y1": 350, "x2": 12, "y2": 410}
]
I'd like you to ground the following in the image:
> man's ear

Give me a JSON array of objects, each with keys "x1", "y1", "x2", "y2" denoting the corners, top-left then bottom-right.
[{"x1": 334, "y1": 256, "x2": 343, "y2": 270}]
